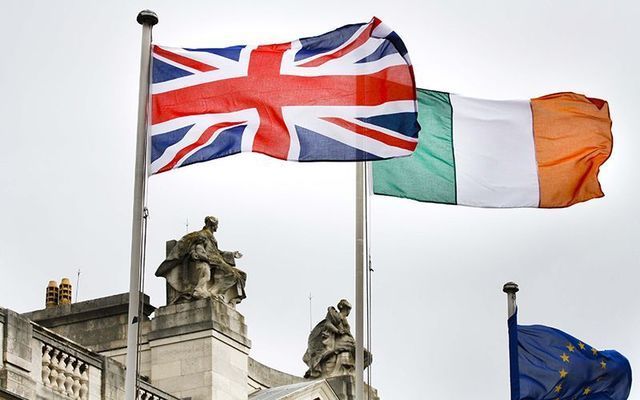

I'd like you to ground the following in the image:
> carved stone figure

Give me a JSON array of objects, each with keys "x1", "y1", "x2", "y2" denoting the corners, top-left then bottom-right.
[
  {"x1": 155, "y1": 216, "x2": 247, "y2": 306},
  {"x1": 303, "y1": 299, "x2": 372, "y2": 379}
]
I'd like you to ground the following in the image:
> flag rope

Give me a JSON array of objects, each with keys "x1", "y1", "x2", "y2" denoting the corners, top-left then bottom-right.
[
  {"x1": 136, "y1": 207, "x2": 150, "y2": 396},
  {"x1": 365, "y1": 161, "x2": 373, "y2": 399}
]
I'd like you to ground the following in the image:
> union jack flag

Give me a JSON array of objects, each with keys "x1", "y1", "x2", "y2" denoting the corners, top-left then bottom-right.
[{"x1": 150, "y1": 18, "x2": 419, "y2": 174}]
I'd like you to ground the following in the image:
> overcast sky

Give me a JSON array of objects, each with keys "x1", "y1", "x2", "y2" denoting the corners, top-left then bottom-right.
[{"x1": 1, "y1": 1, "x2": 638, "y2": 399}]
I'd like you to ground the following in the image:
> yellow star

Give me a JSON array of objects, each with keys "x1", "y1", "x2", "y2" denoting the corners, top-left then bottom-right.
[
  {"x1": 554, "y1": 383, "x2": 563, "y2": 393},
  {"x1": 578, "y1": 342, "x2": 585, "y2": 350},
  {"x1": 601, "y1": 360, "x2": 607, "y2": 369},
  {"x1": 583, "y1": 387, "x2": 592, "y2": 395},
  {"x1": 560, "y1": 353, "x2": 570, "y2": 363},
  {"x1": 559, "y1": 368, "x2": 568, "y2": 378},
  {"x1": 566, "y1": 343, "x2": 576, "y2": 352},
  {"x1": 592, "y1": 348, "x2": 598, "y2": 356}
]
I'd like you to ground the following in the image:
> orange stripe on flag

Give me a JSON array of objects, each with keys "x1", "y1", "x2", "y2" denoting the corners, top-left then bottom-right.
[{"x1": 531, "y1": 93, "x2": 613, "y2": 208}]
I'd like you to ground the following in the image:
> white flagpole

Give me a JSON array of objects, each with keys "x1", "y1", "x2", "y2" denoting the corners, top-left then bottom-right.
[
  {"x1": 124, "y1": 10, "x2": 158, "y2": 400},
  {"x1": 355, "y1": 161, "x2": 366, "y2": 400}
]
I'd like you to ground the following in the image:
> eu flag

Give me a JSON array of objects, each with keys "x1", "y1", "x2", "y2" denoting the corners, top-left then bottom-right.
[{"x1": 508, "y1": 310, "x2": 632, "y2": 400}]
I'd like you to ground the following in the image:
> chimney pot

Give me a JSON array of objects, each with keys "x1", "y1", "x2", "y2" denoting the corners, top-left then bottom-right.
[
  {"x1": 45, "y1": 280, "x2": 59, "y2": 308},
  {"x1": 59, "y1": 277, "x2": 73, "y2": 305}
]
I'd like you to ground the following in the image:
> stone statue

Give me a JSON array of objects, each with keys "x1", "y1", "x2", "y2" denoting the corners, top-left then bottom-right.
[
  {"x1": 155, "y1": 216, "x2": 247, "y2": 306},
  {"x1": 303, "y1": 299, "x2": 372, "y2": 379}
]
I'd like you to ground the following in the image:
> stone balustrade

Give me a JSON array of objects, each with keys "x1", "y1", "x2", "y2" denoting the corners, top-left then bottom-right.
[
  {"x1": 1, "y1": 307, "x2": 177, "y2": 400},
  {"x1": 137, "y1": 388, "x2": 160, "y2": 400},
  {"x1": 40, "y1": 343, "x2": 90, "y2": 400},
  {"x1": 137, "y1": 380, "x2": 179, "y2": 400}
]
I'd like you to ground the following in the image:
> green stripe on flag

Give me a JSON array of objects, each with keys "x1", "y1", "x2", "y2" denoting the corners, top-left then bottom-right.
[{"x1": 372, "y1": 89, "x2": 456, "y2": 204}]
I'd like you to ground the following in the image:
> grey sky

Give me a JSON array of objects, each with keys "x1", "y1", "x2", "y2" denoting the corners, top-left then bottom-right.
[{"x1": 1, "y1": 1, "x2": 638, "y2": 399}]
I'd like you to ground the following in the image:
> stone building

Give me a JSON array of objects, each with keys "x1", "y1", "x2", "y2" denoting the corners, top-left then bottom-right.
[
  {"x1": 0, "y1": 217, "x2": 378, "y2": 400},
  {"x1": 0, "y1": 291, "x2": 376, "y2": 400}
]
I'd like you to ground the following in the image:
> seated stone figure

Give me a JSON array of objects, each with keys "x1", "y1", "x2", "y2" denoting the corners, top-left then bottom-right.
[
  {"x1": 155, "y1": 216, "x2": 247, "y2": 306},
  {"x1": 303, "y1": 299, "x2": 372, "y2": 379}
]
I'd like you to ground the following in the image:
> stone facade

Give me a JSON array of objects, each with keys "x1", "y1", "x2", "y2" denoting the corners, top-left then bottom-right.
[
  {"x1": 23, "y1": 293, "x2": 155, "y2": 354},
  {"x1": 2, "y1": 293, "x2": 378, "y2": 400},
  {"x1": 247, "y1": 358, "x2": 305, "y2": 392},
  {"x1": 0, "y1": 307, "x2": 178, "y2": 400},
  {"x1": 25, "y1": 294, "x2": 251, "y2": 400}
]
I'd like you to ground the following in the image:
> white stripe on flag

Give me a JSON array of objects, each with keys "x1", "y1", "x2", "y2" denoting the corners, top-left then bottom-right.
[{"x1": 450, "y1": 95, "x2": 540, "y2": 208}]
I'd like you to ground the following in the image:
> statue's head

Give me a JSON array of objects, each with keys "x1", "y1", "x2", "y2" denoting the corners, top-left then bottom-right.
[
  {"x1": 337, "y1": 299, "x2": 352, "y2": 315},
  {"x1": 204, "y1": 216, "x2": 219, "y2": 231}
]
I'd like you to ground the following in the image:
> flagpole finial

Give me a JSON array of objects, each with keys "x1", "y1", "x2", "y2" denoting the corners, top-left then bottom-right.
[
  {"x1": 503, "y1": 281, "x2": 519, "y2": 294},
  {"x1": 503, "y1": 282, "x2": 519, "y2": 318},
  {"x1": 137, "y1": 10, "x2": 158, "y2": 26}
]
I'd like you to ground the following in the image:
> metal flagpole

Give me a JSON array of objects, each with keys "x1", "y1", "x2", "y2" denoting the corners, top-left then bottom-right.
[
  {"x1": 124, "y1": 10, "x2": 158, "y2": 400},
  {"x1": 355, "y1": 162, "x2": 366, "y2": 400},
  {"x1": 503, "y1": 282, "x2": 519, "y2": 318},
  {"x1": 503, "y1": 282, "x2": 519, "y2": 400}
]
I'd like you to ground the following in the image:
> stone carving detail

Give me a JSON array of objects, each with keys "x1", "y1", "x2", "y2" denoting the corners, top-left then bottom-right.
[
  {"x1": 41, "y1": 344, "x2": 52, "y2": 387},
  {"x1": 79, "y1": 368, "x2": 89, "y2": 400},
  {"x1": 137, "y1": 388, "x2": 163, "y2": 400},
  {"x1": 138, "y1": 391, "x2": 160, "y2": 400},
  {"x1": 303, "y1": 299, "x2": 372, "y2": 379},
  {"x1": 137, "y1": 380, "x2": 178, "y2": 400},
  {"x1": 156, "y1": 216, "x2": 247, "y2": 306},
  {"x1": 41, "y1": 344, "x2": 89, "y2": 400}
]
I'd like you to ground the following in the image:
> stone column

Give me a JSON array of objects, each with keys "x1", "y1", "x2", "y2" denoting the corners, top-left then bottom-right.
[{"x1": 148, "y1": 299, "x2": 251, "y2": 400}]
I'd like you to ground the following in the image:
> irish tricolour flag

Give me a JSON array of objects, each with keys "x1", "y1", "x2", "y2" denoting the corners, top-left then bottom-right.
[{"x1": 372, "y1": 89, "x2": 612, "y2": 208}]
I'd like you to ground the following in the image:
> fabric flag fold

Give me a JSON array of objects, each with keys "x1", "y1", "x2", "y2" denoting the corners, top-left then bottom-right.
[
  {"x1": 372, "y1": 89, "x2": 612, "y2": 208},
  {"x1": 508, "y1": 310, "x2": 632, "y2": 400},
  {"x1": 150, "y1": 18, "x2": 419, "y2": 174}
]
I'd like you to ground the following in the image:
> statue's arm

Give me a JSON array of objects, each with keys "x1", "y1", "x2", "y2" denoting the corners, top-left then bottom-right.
[
  {"x1": 220, "y1": 250, "x2": 242, "y2": 266},
  {"x1": 220, "y1": 250, "x2": 242, "y2": 258},
  {"x1": 190, "y1": 243, "x2": 208, "y2": 261},
  {"x1": 323, "y1": 308, "x2": 341, "y2": 334},
  {"x1": 324, "y1": 321, "x2": 340, "y2": 334},
  {"x1": 341, "y1": 320, "x2": 352, "y2": 336}
]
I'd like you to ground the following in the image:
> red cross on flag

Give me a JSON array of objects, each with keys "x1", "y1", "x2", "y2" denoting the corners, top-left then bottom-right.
[{"x1": 150, "y1": 17, "x2": 419, "y2": 174}]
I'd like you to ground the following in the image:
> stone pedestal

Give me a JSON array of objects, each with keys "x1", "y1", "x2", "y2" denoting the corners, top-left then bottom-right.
[{"x1": 147, "y1": 299, "x2": 251, "y2": 400}]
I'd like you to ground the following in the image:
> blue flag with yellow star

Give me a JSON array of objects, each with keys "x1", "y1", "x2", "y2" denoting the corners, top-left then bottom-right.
[{"x1": 508, "y1": 310, "x2": 632, "y2": 400}]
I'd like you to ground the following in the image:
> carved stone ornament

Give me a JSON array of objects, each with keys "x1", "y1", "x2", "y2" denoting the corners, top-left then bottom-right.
[
  {"x1": 303, "y1": 299, "x2": 372, "y2": 379},
  {"x1": 155, "y1": 216, "x2": 247, "y2": 307}
]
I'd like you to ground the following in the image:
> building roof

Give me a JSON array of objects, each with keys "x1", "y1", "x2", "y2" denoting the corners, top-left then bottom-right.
[{"x1": 249, "y1": 380, "x2": 340, "y2": 400}]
